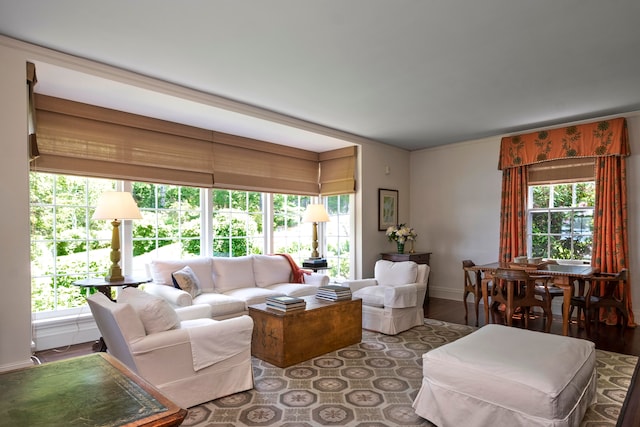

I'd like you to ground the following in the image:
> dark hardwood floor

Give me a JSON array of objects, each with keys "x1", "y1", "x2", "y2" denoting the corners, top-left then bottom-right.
[
  {"x1": 425, "y1": 297, "x2": 640, "y2": 356},
  {"x1": 34, "y1": 297, "x2": 640, "y2": 425}
]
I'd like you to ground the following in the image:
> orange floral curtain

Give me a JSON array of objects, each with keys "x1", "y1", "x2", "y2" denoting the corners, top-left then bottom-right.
[
  {"x1": 498, "y1": 118, "x2": 629, "y2": 170},
  {"x1": 593, "y1": 155, "x2": 634, "y2": 326},
  {"x1": 498, "y1": 166, "x2": 528, "y2": 263},
  {"x1": 498, "y1": 117, "x2": 633, "y2": 326}
]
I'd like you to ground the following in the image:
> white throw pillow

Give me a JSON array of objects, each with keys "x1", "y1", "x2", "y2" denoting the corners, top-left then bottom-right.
[
  {"x1": 171, "y1": 265, "x2": 202, "y2": 298},
  {"x1": 118, "y1": 287, "x2": 180, "y2": 334}
]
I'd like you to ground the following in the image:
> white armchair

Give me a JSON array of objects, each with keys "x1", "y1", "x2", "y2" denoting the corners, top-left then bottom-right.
[
  {"x1": 343, "y1": 260, "x2": 430, "y2": 335},
  {"x1": 87, "y1": 289, "x2": 254, "y2": 408}
]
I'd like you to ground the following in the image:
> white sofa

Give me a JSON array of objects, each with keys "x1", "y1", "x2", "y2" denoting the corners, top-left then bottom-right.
[
  {"x1": 88, "y1": 289, "x2": 254, "y2": 408},
  {"x1": 342, "y1": 260, "x2": 430, "y2": 335},
  {"x1": 144, "y1": 254, "x2": 330, "y2": 319}
]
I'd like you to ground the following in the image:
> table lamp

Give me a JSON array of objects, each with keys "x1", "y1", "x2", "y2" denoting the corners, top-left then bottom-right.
[
  {"x1": 92, "y1": 191, "x2": 142, "y2": 282},
  {"x1": 302, "y1": 203, "x2": 329, "y2": 259}
]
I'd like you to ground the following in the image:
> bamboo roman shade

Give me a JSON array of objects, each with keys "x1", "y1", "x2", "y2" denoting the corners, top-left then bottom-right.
[
  {"x1": 319, "y1": 146, "x2": 357, "y2": 195},
  {"x1": 527, "y1": 158, "x2": 595, "y2": 185},
  {"x1": 31, "y1": 93, "x2": 356, "y2": 194},
  {"x1": 32, "y1": 94, "x2": 216, "y2": 187},
  {"x1": 211, "y1": 132, "x2": 320, "y2": 195}
]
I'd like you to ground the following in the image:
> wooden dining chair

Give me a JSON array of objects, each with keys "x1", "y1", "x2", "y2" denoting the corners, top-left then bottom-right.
[
  {"x1": 492, "y1": 268, "x2": 553, "y2": 333},
  {"x1": 571, "y1": 269, "x2": 629, "y2": 336},
  {"x1": 462, "y1": 260, "x2": 485, "y2": 326},
  {"x1": 532, "y1": 260, "x2": 564, "y2": 308}
]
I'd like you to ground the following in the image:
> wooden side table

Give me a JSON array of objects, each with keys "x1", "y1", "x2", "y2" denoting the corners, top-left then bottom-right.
[
  {"x1": 74, "y1": 276, "x2": 151, "y2": 351},
  {"x1": 381, "y1": 251, "x2": 432, "y2": 301},
  {"x1": 73, "y1": 276, "x2": 152, "y2": 301}
]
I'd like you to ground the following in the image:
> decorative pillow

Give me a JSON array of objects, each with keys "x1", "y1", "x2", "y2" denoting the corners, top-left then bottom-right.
[
  {"x1": 118, "y1": 287, "x2": 180, "y2": 334},
  {"x1": 172, "y1": 265, "x2": 202, "y2": 298}
]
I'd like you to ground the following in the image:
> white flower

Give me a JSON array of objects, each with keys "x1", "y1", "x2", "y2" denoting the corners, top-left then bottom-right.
[{"x1": 385, "y1": 224, "x2": 417, "y2": 243}]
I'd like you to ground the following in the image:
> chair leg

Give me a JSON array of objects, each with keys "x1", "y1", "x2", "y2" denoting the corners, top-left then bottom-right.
[
  {"x1": 474, "y1": 294, "x2": 481, "y2": 327},
  {"x1": 463, "y1": 291, "x2": 470, "y2": 325}
]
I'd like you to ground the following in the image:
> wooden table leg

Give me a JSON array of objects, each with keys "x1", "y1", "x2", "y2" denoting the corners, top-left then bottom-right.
[{"x1": 553, "y1": 277, "x2": 573, "y2": 336}]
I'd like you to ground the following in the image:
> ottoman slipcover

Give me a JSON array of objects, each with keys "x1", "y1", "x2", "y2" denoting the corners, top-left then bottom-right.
[{"x1": 412, "y1": 324, "x2": 596, "y2": 427}]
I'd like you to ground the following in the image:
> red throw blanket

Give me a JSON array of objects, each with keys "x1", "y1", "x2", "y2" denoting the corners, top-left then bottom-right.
[{"x1": 274, "y1": 253, "x2": 312, "y2": 283}]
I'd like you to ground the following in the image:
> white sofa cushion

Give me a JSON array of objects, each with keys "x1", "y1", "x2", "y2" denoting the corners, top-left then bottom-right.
[
  {"x1": 223, "y1": 287, "x2": 285, "y2": 307},
  {"x1": 374, "y1": 260, "x2": 418, "y2": 287},
  {"x1": 193, "y1": 293, "x2": 248, "y2": 317},
  {"x1": 149, "y1": 257, "x2": 214, "y2": 292},
  {"x1": 171, "y1": 265, "x2": 202, "y2": 298},
  {"x1": 253, "y1": 255, "x2": 292, "y2": 287},
  {"x1": 212, "y1": 256, "x2": 256, "y2": 292},
  {"x1": 118, "y1": 287, "x2": 180, "y2": 334},
  {"x1": 266, "y1": 282, "x2": 319, "y2": 298}
]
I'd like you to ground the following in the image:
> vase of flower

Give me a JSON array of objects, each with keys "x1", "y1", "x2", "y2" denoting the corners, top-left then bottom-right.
[{"x1": 385, "y1": 223, "x2": 417, "y2": 255}]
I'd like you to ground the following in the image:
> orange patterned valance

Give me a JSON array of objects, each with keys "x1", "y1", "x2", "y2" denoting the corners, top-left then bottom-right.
[{"x1": 498, "y1": 118, "x2": 629, "y2": 170}]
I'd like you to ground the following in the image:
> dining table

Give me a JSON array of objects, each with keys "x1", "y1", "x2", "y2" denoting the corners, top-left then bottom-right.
[{"x1": 469, "y1": 262, "x2": 596, "y2": 336}]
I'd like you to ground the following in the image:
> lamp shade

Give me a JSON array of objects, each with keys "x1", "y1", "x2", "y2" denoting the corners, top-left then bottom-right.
[
  {"x1": 92, "y1": 191, "x2": 142, "y2": 220},
  {"x1": 302, "y1": 204, "x2": 329, "y2": 223}
]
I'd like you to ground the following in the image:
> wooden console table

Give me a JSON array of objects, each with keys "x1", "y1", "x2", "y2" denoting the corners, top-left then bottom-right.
[
  {"x1": 0, "y1": 352, "x2": 186, "y2": 426},
  {"x1": 249, "y1": 295, "x2": 362, "y2": 367}
]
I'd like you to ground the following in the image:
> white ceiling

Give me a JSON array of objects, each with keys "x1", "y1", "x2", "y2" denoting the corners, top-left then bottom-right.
[{"x1": 2, "y1": 0, "x2": 640, "y2": 151}]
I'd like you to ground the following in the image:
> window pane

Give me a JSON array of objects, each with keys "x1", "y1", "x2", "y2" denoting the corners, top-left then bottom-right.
[
  {"x1": 531, "y1": 235, "x2": 548, "y2": 258},
  {"x1": 532, "y1": 186, "x2": 550, "y2": 208},
  {"x1": 550, "y1": 211, "x2": 567, "y2": 234},
  {"x1": 553, "y1": 184, "x2": 572, "y2": 207},
  {"x1": 528, "y1": 182, "x2": 594, "y2": 262}
]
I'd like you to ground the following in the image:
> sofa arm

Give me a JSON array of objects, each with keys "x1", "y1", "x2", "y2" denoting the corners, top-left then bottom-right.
[
  {"x1": 143, "y1": 282, "x2": 193, "y2": 307},
  {"x1": 342, "y1": 279, "x2": 378, "y2": 293},
  {"x1": 384, "y1": 283, "x2": 418, "y2": 308},
  {"x1": 305, "y1": 272, "x2": 330, "y2": 286},
  {"x1": 176, "y1": 304, "x2": 212, "y2": 320}
]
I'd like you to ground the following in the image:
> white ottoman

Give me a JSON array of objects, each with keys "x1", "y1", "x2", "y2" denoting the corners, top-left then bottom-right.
[{"x1": 413, "y1": 324, "x2": 596, "y2": 427}]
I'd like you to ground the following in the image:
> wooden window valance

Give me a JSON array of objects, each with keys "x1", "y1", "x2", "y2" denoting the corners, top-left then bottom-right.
[{"x1": 498, "y1": 118, "x2": 629, "y2": 170}]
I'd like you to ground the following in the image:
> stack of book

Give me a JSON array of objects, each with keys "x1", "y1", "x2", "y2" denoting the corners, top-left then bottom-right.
[
  {"x1": 316, "y1": 285, "x2": 352, "y2": 301},
  {"x1": 266, "y1": 296, "x2": 307, "y2": 312}
]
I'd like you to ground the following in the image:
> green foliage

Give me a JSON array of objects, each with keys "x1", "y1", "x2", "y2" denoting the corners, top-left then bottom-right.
[
  {"x1": 530, "y1": 182, "x2": 594, "y2": 261},
  {"x1": 31, "y1": 175, "x2": 353, "y2": 312}
]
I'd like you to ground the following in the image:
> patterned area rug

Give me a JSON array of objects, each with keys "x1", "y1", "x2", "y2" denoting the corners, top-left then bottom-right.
[{"x1": 180, "y1": 319, "x2": 637, "y2": 426}]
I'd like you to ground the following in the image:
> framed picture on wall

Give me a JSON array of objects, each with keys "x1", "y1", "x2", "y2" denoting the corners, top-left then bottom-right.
[{"x1": 378, "y1": 188, "x2": 398, "y2": 231}]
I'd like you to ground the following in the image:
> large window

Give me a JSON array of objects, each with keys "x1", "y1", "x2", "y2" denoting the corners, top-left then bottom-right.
[
  {"x1": 325, "y1": 194, "x2": 352, "y2": 280},
  {"x1": 30, "y1": 172, "x2": 354, "y2": 315},
  {"x1": 528, "y1": 182, "x2": 595, "y2": 262},
  {"x1": 30, "y1": 174, "x2": 116, "y2": 315},
  {"x1": 212, "y1": 190, "x2": 265, "y2": 257}
]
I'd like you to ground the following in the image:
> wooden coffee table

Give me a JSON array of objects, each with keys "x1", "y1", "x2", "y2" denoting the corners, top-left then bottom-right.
[{"x1": 248, "y1": 295, "x2": 362, "y2": 367}]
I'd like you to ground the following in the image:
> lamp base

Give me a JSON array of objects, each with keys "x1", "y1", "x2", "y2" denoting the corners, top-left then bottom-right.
[{"x1": 105, "y1": 266, "x2": 124, "y2": 283}]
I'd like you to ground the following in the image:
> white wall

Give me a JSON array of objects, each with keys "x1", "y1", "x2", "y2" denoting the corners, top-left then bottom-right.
[
  {"x1": 357, "y1": 142, "x2": 411, "y2": 278},
  {"x1": 411, "y1": 115, "x2": 640, "y2": 320},
  {"x1": 0, "y1": 43, "x2": 34, "y2": 371},
  {"x1": 410, "y1": 136, "x2": 502, "y2": 300}
]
